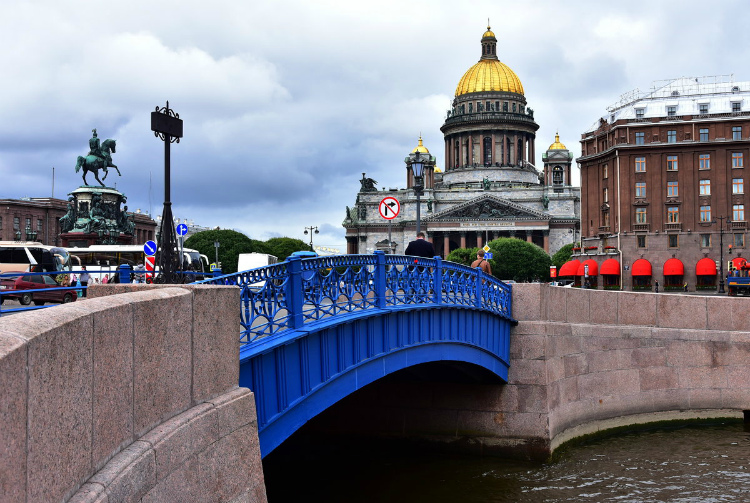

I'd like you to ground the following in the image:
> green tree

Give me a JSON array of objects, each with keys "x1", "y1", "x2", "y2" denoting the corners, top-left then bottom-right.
[
  {"x1": 184, "y1": 229, "x2": 261, "y2": 274},
  {"x1": 265, "y1": 237, "x2": 310, "y2": 261},
  {"x1": 551, "y1": 243, "x2": 574, "y2": 270},
  {"x1": 446, "y1": 247, "x2": 498, "y2": 275},
  {"x1": 487, "y1": 237, "x2": 551, "y2": 282}
]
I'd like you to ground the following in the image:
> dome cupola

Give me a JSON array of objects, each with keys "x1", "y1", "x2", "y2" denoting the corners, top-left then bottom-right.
[{"x1": 455, "y1": 25, "x2": 524, "y2": 96}]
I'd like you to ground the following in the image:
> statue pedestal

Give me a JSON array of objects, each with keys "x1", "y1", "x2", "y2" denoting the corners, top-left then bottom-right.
[{"x1": 58, "y1": 186, "x2": 135, "y2": 247}]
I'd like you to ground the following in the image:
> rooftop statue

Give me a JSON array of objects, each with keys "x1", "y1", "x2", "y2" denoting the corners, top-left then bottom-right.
[{"x1": 75, "y1": 129, "x2": 121, "y2": 186}]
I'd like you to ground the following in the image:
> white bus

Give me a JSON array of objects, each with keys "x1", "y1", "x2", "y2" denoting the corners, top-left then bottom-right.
[
  {"x1": 67, "y1": 244, "x2": 210, "y2": 282},
  {"x1": 0, "y1": 242, "x2": 72, "y2": 274}
]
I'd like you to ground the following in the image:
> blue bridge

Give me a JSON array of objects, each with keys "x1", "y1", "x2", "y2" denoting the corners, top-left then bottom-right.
[{"x1": 202, "y1": 251, "x2": 516, "y2": 457}]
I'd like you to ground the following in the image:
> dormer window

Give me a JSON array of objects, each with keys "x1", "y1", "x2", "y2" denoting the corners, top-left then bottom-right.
[
  {"x1": 671, "y1": 90, "x2": 680, "y2": 97},
  {"x1": 635, "y1": 108, "x2": 645, "y2": 119},
  {"x1": 699, "y1": 103, "x2": 709, "y2": 114},
  {"x1": 667, "y1": 105, "x2": 677, "y2": 117}
]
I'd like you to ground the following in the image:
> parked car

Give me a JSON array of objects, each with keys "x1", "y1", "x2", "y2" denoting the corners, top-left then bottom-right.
[{"x1": 0, "y1": 272, "x2": 78, "y2": 305}]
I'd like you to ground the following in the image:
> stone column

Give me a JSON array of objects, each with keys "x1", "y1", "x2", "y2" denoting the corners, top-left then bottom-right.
[
  {"x1": 476, "y1": 233, "x2": 483, "y2": 248},
  {"x1": 543, "y1": 230, "x2": 550, "y2": 253},
  {"x1": 502, "y1": 132, "x2": 507, "y2": 165},
  {"x1": 443, "y1": 234, "x2": 450, "y2": 257},
  {"x1": 460, "y1": 232, "x2": 467, "y2": 249}
]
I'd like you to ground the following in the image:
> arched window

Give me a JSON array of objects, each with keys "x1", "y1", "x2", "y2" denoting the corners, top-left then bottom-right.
[
  {"x1": 553, "y1": 166, "x2": 563, "y2": 185},
  {"x1": 483, "y1": 137, "x2": 492, "y2": 165}
]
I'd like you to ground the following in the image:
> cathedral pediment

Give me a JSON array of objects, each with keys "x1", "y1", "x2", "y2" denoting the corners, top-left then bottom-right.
[{"x1": 425, "y1": 195, "x2": 549, "y2": 221}]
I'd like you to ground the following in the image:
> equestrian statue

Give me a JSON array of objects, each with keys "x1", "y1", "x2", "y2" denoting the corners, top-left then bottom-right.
[{"x1": 74, "y1": 129, "x2": 121, "y2": 186}]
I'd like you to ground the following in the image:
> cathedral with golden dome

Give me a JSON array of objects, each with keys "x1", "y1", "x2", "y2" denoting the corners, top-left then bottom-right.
[{"x1": 343, "y1": 26, "x2": 580, "y2": 257}]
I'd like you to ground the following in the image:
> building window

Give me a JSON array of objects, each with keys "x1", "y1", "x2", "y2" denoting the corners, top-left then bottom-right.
[
  {"x1": 732, "y1": 152, "x2": 744, "y2": 168},
  {"x1": 668, "y1": 234, "x2": 679, "y2": 247},
  {"x1": 637, "y1": 234, "x2": 647, "y2": 248},
  {"x1": 512, "y1": 103, "x2": 516, "y2": 112},
  {"x1": 667, "y1": 206, "x2": 680, "y2": 223},
  {"x1": 700, "y1": 205, "x2": 712, "y2": 222},
  {"x1": 700, "y1": 128, "x2": 709, "y2": 141},
  {"x1": 667, "y1": 155, "x2": 679, "y2": 171},
  {"x1": 667, "y1": 130, "x2": 677, "y2": 143},
  {"x1": 700, "y1": 234, "x2": 711, "y2": 247},
  {"x1": 733, "y1": 178, "x2": 744, "y2": 194},
  {"x1": 635, "y1": 157, "x2": 646, "y2": 172},
  {"x1": 667, "y1": 106, "x2": 677, "y2": 117},
  {"x1": 468, "y1": 103, "x2": 473, "y2": 113},
  {"x1": 735, "y1": 234, "x2": 745, "y2": 247},
  {"x1": 700, "y1": 179, "x2": 711, "y2": 195},
  {"x1": 37, "y1": 218, "x2": 43, "y2": 232},
  {"x1": 13, "y1": 217, "x2": 20, "y2": 230},
  {"x1": 667, "y1": 181, "x2": 679, "y2": 197},
  {"x1": 732, "y1": 102, "x2": 742, "y2": 113},
  {"x1": 635, "y1": 182, "x2": 646, "y2": 198},
  {"x1": 495, "y1": 101, "x2": 500, "y2": 111},
  {"x1": 603, "y1": 187, "x2": 609, "y2": 203},
  {"x1": 635, "y1": 207, "x2": 647, "y2": 223},
  {"x1": 698, "y1": 154, "x2": 710, "y2": 170},
  {"x1": 635, "y1": 132, "x2": 645, "y2": 145},
  {"x1": 733, "y1": 126, "x2": 742, "y2": 140},
  {"x1": 503, "y1": 102, "x2": 508, "y2": 112},
  {"x1": 603, "y1": 164, "x2": 608, "y2": 179},
  {"x1": 733, "y1": 204, "x2": 745, "y2": 221},
  {"x1": 0, "y1": 216, "x2": 2, "y2": 230},
  {"x1": 602, "y1": 211, "x2": 610, "y2": 227},
  {"x1": 636, "y1": 108, "x2": 645, "y2": 118},
  {"x1": 699, "y1": 103, "x2": 709, "y2": 114}
]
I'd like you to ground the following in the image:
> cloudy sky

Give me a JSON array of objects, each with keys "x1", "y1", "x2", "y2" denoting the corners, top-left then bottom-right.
[{"x1": 2, "y1": 1, "x2": 749, "y2": 251}]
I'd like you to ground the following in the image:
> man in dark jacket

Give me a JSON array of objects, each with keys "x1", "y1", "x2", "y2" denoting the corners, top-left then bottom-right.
[{"x1": 405, "y1": 232, "x2": 435, "y2": 258}]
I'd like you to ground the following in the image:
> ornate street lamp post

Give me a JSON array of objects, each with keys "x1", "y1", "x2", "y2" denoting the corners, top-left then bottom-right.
[
  {"x1": 304, "y1": 226, "x2": 319, "y2": 252},
  {"x1": 713, "y1": 216, "x2": 731, "y2": 294},
  {"x1": 409, "y1": 152, "x2": 425, "y2": 236},
  {"x1": 151, "y1": 101, "x2": 184, "y2": 283}
]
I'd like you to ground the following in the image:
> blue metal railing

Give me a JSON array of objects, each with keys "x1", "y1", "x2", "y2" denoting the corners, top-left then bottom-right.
[{"x1": 196, "y1": 251, "x2": 514, "y2": 346}]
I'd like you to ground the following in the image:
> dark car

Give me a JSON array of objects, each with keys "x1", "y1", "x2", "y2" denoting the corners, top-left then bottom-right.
[{"x1": 0, "y1": 272, "x2": 78, "y2": 306}]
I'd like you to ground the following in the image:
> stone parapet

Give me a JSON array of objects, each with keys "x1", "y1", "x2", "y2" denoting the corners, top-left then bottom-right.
[{"x1": 0, "y1": 285, "x2": 267, "y2": 503}]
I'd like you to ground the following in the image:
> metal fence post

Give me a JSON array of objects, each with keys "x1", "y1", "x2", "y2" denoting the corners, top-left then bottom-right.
[
  {"x1": 373, "y1": 250, "x2": 387, "y2": 309},
  {"x1": 433, "y1": 256, "x2": 442, "y2": 305},
  {"x1": 287, "y1": 255, "x2": 304, "y2": 328}
]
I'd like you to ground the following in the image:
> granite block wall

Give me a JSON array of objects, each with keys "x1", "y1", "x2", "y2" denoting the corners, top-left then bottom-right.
[{"x1": 0, "y1": 285, "x2": 267, "y2": 503}]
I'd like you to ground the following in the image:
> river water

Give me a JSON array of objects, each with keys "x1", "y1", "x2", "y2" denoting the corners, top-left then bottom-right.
[{"x1": 263, "y1": 421, "x2": 750, "y2": 502}]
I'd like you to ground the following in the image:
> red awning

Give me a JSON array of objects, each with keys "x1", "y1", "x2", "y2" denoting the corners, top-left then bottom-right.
[
  {"x1": 663, "y1": 258, "x2": 684, "y2": 276},
  {"x1": 696, "y1": 257, "x2": 717, "y2": 276},
  {"x1": 631, "y1": 258, "x2": 652, "y2": 276},
  {"x1": 558, "y1": 259, "x2": 581, "y2": 277},
  {"x1": 732, "y1": 257, "x2": 748, "y2": 270},
  {"x1": 576, "y1": 259, "x2": 598, "y2": 276},
  {"x1": 600, "y1": 258, "x2": 621, "y2": 275}
]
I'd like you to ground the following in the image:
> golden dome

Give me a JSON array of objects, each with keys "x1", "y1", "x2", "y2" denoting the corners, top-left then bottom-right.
[
  {"x1": 548, "y1": 133, "x2": 567, "y2": 150},
  {"x1": 455, "y1": 25, "x2": 524, "y2": 96},
  {"x1": 411, "y1": 136, "x2": 430, "y2": 153},
  {"x1": 434, "y1": 167, "x2": 442, "y2": 173}
]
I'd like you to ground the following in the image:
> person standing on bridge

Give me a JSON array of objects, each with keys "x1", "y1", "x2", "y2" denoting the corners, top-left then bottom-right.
[
  {"x1": 405, "y1": 231, "x2": 436, "y2": 258},
  {"x1": 471, "y1": 249, "x2": 492, "y2": 276}
]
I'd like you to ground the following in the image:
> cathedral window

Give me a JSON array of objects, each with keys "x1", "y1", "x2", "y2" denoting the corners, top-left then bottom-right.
[
  {"x1": 468, "y1": 103, "x2": 473, "y2": 113},
  {"x1": 503, "y1": 102, "x2": 508, "y2": 112},
  {"x1": 512, "y1": 103, "x2": 517, "y2": 113},
  {"x1": 483, "y1": 137, "x2": 492, "y2": 165}
]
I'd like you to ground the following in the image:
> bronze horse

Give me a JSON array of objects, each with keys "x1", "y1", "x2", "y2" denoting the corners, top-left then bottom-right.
[{"x1": 75, "y1": 138, "x2": 120, "y2": 186}]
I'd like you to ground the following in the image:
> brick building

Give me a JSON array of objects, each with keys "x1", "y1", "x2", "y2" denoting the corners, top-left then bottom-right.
[
  {"x1": 574, "y1": 76, "x2": 750, "y2": 291},
  {"x1": 0, "y1": 197, "x2": 156, "y2": 246}
]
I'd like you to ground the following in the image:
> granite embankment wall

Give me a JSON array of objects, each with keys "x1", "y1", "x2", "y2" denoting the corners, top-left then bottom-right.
[
  {"x1": 307, "y1": 284, "x2": 750, "y2": 460},
  {"x1": 0, "y1": 285, "x2": 267, "y2": 503},
  {"x1": 512, "y1": 283, "x2": 750, "y2": 452}
]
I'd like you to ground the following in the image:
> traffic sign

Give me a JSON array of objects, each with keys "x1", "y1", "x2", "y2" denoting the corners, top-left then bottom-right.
[
  {"x1": 483, "y1": 245, "x2": 491, "y2": 253},
  {"x1": 176, "y1": 223, "x2": 188, "y2": 236},
  {"x1": 484, "y1": 252, "x2": 493, "y2": 259},
  {"x1": 143, "y1": 240, "x2": 157, "y2": 256},
  {"x1": 144, "y1": 255, "x2": 155, "y2": 282},
  {"x1": 379, "y1": 197, "x2": 400, "y2": 220}
]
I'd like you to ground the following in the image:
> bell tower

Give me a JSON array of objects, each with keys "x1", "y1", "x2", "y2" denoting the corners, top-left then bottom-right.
[{"x1": 542, "y1": 133, "x2": 573, "y2": 192}]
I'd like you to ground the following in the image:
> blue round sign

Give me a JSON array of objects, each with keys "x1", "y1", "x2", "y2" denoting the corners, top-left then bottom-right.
[
  {"x1": 143, "y1": 240, "x2": 157, "y2": 256},
  {"x1": 176, "y1": 223, "x2": 189, "y2": 236}
]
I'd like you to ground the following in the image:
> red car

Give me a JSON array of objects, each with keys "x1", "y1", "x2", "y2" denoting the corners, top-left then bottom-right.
[{"x1": 0, "y1": 272, "x2": 78, "y2": 306}]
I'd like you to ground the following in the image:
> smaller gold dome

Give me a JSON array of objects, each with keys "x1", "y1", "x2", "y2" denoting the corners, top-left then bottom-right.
[
  {"x1": 434, "y1": 167, "x2": 442, "y2": 173},
  {"x1": 483, "y1": 24, "x2": 495, "y2": 38},
  {"x1": 412, "y1": 136, "x2": 430, "y2": 154},
  {"x1": 548, "y1": 133, "x2": 567, "y2": 150}
]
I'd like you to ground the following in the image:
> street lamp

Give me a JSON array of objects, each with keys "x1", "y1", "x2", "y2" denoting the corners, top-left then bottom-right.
[
  {"x1": 713, "y1": 216, "x2": 731, "y2": 293},
  {"x1": 304, "y1": 226, "x2": 319, "y2": 251},
  {"x1": 409, "y1": 151, "x2": 425, "y2": 235},
  {"x1": 213, "y1": 241, "x2": 220, "y2": 269}
]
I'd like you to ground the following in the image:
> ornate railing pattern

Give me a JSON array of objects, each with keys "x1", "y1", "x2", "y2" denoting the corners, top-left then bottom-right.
[{"x1": 197, "y1": 251, "x2": 513, "y2": 346}]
